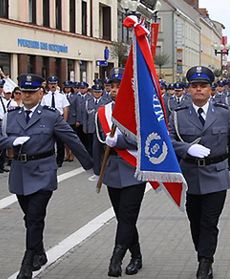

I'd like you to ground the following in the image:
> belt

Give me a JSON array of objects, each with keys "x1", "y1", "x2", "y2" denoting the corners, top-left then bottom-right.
[
  {"x1": 14, "y1": 150, "x2": 55, "y2": 162},
  {"x1": 185, "y1": 153, "x2": 228, "y2": 167}
]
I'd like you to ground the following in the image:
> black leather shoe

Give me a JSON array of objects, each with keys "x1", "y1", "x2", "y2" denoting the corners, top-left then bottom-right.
[
  {"x1": 196, "y1": 258, "x2": 213, "y2": 279},
  {"x1": 125, "y1": 255, "x2": 142, "y2": 275},
  {"x1": 17, "y1": 250, "x2": 34, "y2": 279},
  {"x1": 108, "y1": 245, "x2": 127, "y2": 277},
  {"x1": 32, "y1": 253, "x2": 48, "y2": 271}
]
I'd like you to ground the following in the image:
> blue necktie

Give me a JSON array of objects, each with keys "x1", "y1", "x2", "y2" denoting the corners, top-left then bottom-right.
[
  {"x1": 25, "y1": 110, "x2": 31, "y2": 124},
  {"x1": 51, "y1": 93, "x2": 55, "y2": 108},
  {"x1": 198, "y1": 108, "x2": 205, "y2": 126}
]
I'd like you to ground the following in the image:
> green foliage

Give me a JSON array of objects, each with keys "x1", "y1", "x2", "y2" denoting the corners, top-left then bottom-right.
[{"x1": 110, "y1": 41, "x2": 129, "y2": 67}]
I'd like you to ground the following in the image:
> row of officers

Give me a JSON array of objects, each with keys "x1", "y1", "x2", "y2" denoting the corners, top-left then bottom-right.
[
  {"x1": 160, "y1": 78, "x2": 230, "y2": 122},
  {"x1": 0, "y1": 66, "x2": 230, "y2": 279}
]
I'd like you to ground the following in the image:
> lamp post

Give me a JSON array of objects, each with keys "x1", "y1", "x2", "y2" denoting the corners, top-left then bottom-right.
[
  {"x1": 213, "y1": 43, "x2": 230, "y2": 75},
  {"x1": 151, "y1": 0, "x2": 161, "y2": 23},
  {"x1": 120, "y1": 0, "x2": 139, "y2": 42}
]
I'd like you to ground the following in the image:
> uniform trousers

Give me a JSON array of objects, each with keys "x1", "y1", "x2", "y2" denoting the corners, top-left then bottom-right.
[
  {"x1": 55, "y1": 136, "x2": 65, "y2": 165},
  {"x1": 17, "y1": 190, "x2": 52, "y2": 254},
  {"x1": 186, "y1": 190, "x2": 226, "y2": 262},
  {"x1": 107, "y1": 183, "x2": 146, "y2": 249},
  {"x1": 92, "y1": 134, "x2": 104, "y2": 175}
]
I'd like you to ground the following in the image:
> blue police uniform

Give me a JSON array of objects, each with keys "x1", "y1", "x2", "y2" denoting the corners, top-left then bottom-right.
[
  {"x1": 96, "y1": 68, "x2": 146, "y2": 277},
  {"x1": 169, "y1": 66, "x2": 230, "y2": 279},
  {"x1": 0, "y1": 74, "x2": 93, "y2": 279},
  {"x1": 76, "y1": 81, "x2": 92, "y2": 153},
  {"x1": 164, "y1": 82, "x2": 191, "y2": 122}
]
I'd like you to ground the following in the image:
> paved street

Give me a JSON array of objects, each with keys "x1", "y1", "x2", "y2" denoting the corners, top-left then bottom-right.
[{"x1": 1, "y1": 160, "x2": 230, "y2": 279}]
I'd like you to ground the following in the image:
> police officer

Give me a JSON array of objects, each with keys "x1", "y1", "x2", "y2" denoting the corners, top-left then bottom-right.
[
  {"x1": 169, "y1": 66, "x2": 230, "y2": 279},
  {"x1": 96, "y1": 68, "x2": 146, "y2": 277},
  {"x1": 0, "y1": 74, "x2": 93, "y2": 279},
  {"x1": 164, "y1": 82, "x2": 191, "y2": 122},
  {"x1": 41, "y1": 75, "x2": 70, "y2": 167},
  {"x1": 64, "y1": 81, "x2": 81, "y2": 161},
  {"x1": 85, "y1": 84, "x2": 110, "y2": 181},
  {"x1": 77, "y1": 81, "x2": 91, "y2": 153}
]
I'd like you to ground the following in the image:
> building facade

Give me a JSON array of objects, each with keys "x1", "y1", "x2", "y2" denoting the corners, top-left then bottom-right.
[{"x1": 0, "y1": 0, "x2": 118, "y2": 84}]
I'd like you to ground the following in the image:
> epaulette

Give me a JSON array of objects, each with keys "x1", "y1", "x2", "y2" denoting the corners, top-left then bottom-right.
[
  {"x1": 43, "y1": 105, "x2": 57, "y2": 112},
  {"x1": 174, "y1": 106, "x2": 189, "y2": 112},
  {"x1": 213, "y1": 102, "x2": 229, "y2": 109},
  {"x1": 7, "y1": 106, "x2": 21, "y2": 112}
]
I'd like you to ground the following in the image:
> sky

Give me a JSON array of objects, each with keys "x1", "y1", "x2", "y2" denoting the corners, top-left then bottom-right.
[{"x1": 199, "y1": 0, "x2": 230, "y2": 44}]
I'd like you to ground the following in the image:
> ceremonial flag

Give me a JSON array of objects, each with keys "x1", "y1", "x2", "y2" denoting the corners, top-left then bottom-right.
[{"x1": 112, "y1": 16, "x2": 187, "y2": 210}]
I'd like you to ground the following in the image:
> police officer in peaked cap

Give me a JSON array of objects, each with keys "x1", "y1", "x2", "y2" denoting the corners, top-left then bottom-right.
[
  {"x1": 95, "y1": 67, "x2": 146, "y2": 277},
  {"x1": 169, "y1": 66, "x2": 230, "y2": 279},
  {"x1": 0, "y1": 73, "x2": 93, "y2": 279}
]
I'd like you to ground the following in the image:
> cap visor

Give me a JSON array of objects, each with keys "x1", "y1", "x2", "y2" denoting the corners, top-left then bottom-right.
[
  {"x1": 189, "y1": 79, "x2": 210, "y2": 84},
  {"x1": 20, "y1": 87, "x2": 40, "y2": 92}
]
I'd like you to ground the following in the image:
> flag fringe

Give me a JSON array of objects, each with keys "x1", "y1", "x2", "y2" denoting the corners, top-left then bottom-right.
[
  {"x1": 112, "y1": 118, "x2": 137, "y2": 142},
  {"x1": 135, "y1": 170, "x2": 187, "y2": 185}
]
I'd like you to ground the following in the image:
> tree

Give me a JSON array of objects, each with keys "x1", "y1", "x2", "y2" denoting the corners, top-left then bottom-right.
[
  {"x1": 154, "y1": 53, "x2": 169, "y2": 78},
  {"x1": 110, "y1": 41, "x2": 130, "y2": 67}
]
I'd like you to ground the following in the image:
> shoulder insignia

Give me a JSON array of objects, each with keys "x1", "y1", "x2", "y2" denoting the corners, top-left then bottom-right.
[
  {"x1": 43, "y1": 105, "x2": 57, "y2": 112},
  {"x1": 174, "y1": 106, "x2": 189, "y2": 112},
  {"x1": 213, "y1": 102, "x2": 229, "y2": 109},
  {"x1": 7, "y1": 106, "x2": 21, "y2": 112}
]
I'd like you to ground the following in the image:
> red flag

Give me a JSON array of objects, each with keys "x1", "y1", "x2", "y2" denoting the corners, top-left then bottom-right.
[{"x1": 112, "y1": 16, "x2": 187, "y2": 210}]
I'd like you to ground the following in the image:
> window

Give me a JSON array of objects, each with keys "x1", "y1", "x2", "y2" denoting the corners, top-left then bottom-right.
[
  {"x1": 56, "y1": 0, "x2": 62, "y2": 30},
  {"x1": 56, "y1": 58, "x2": 61, "y2": 79},
  {"x1": 0, "y1": 52, "x2": 10, "y2": 75},
  {"x1": 0, "y1": 0, "x2": 8, "y2": 18},
  {"x1": 43, "y1": 0, "x2": 50, "y2": 27},
  {"x1": 82, "y1": 1, "x2": 87, "y2": 35},
  {"x1": 42, "y1": 57, "x2": 49, "y2": 79},
  {"x1": 68, "y1": 59, "x2": 75, "y2": 80},
  {"x1": 99, "y1": 4, "x2": 111, "y2": 40},
  {"x1": 28, "y1": 0, "x2": 36, "y2": 24},
  {"x1": 69, "y1": 0, "x2": 75, "y2": 33},
  {"x1": 27, "y1": 55, "x2": 36, "y2": 73},
  {"x1": 80, "y1": 61, "x2": 87, "y2": 81}
]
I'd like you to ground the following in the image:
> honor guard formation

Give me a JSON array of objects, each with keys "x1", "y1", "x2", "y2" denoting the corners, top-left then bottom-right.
[{"x1": 0, "y1": 66, "x2": 230, "y2": 279}]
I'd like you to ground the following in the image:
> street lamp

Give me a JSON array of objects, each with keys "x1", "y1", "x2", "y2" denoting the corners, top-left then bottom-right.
[
  {"x1": 120, "y1": 0, "x2": 139, "y2": 42},
  {"x1": 152, "y1": 0, "x2": 161, "y2": 22},
  {"x1": 120, "y1": 0, "x2": 138, "y2": 16},
  {"x1": 213, "y1": 43, "x2": 230, "y2": 75}
]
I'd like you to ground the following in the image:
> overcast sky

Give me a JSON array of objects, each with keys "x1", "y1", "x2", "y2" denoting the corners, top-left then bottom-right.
[{"x1": 199, "y1": 0, "x2": 230, "y2": 44}]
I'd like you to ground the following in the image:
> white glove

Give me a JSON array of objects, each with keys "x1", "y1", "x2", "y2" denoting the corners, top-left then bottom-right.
[
  {"x1": 187, "y1": 144, "x2": 210, "y2": 158},
  {"x1": 105, "y1": 133, "x2": 118, "y2": 147},
  {"x1": 13, "y1": 136, "x2": 30, "y2": 146}
]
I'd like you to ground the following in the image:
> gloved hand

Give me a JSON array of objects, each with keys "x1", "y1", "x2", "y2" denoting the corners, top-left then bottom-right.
[
  {"x1": 13, "y1": 136, "x2": 30, "y2": 146},
  {"x1": 105, "y1": 133, "x2": 118, "y2": 147},
  {"x1": 187, "y1": 143, "x2": 210, "y2": 158}
]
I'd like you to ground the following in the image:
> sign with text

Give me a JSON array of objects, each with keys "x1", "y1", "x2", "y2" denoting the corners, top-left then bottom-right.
[
  {"x1": 96, "y1": 60, "x2": 108, "y2": 67},
  {"x1": 18, "y1": 38, "x2": 68, "y2": 53}
]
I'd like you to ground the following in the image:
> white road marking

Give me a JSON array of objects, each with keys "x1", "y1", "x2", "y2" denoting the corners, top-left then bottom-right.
[
  {"x1": 7, "y1": 183, "x2": 152, "y2": 279},
  {"x1": 0, "y1": 167, "x2": 85, "y2": 210}
]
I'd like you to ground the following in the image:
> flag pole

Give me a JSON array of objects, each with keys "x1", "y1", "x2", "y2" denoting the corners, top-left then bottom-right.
[{"x1": 96, "y1": 124, "x2": 116, "y2": 193}]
